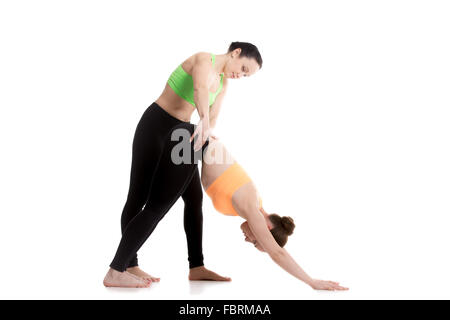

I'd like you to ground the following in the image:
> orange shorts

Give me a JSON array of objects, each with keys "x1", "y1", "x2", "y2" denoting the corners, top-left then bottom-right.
[{"x1": 206, "y1": 162, "x2": 262, "y2": 216}]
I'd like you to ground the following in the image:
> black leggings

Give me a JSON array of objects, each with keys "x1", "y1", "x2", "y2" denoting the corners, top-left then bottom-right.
[{"x1": 110, "y1": 102, "x2": 205, "y2": 272}]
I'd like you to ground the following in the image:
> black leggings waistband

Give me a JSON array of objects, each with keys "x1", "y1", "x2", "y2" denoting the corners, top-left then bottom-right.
[{"x1": 146, "y1": 102, "x2": 190, "y2": 125}]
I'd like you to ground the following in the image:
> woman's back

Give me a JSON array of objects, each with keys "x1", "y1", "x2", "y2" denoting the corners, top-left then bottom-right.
[{"x1": 200, "y1": 138, "x2": 236, "y2": 190}]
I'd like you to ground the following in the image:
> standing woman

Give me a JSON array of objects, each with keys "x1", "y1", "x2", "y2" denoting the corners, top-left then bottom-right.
[{"x1": 104, "y1": 42, "x2": 263, "y2": 288}]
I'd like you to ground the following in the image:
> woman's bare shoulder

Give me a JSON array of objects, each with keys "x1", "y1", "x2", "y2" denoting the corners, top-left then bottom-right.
[
  {"x1": 191, "y1": 52, "x2": 213, "y2": 65},
  {"x1": 180, "y1": 52, "x2": 210, "y2": 74}
]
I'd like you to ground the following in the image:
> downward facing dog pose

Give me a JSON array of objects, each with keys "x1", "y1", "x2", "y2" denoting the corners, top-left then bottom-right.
[
  {"x1": 106, "y1": 122, "x2": 349, "y2": 291},
  {"x1": 202, "y1": 136, "x2": 348, "y2": 290}
]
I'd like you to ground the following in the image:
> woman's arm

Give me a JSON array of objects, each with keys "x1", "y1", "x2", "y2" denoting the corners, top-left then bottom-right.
[
  {"x1": 192, "y1": 55, "x2": 211, "y2": 120},
  {"x1": 246, "y1": 211, "x2": 314, "y2": 286},
  {"x1": 246, "y1": 208, "x2": 348, "y2": 290},
  {"x1": 190, "y1": 54, "x2": 212, "y2": 151},
  {"x1": 209, "y1": 77, "x2": 228, "y2": 130}
]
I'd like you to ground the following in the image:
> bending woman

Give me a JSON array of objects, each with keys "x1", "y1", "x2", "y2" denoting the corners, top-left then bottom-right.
[{"x1": 105, "y1": 123, "x2": 349, "y2": 291}]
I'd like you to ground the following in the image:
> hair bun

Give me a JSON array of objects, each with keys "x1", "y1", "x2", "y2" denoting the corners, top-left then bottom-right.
[{"x1": 281, "y1": 216, "x2": 295, "y2": 235}]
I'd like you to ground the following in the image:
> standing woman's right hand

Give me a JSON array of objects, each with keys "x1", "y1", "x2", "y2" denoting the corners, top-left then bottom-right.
[
  {"x1": 308, "y1": 279, "x2": 349, "y2": 291},
  {"x1": 190, "y1": 116, "x2": 210, "y2": 152}
]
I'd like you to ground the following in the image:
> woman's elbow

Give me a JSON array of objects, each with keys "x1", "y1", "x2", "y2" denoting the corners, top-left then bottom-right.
[{"x1": 268, "y1": 248, "x2": 285, "y2": 261}]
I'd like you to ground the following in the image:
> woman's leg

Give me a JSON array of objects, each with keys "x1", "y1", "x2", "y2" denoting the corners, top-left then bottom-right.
[
  {"x1": 120, "y1": 135, "x2": 158, "y2": 268},
  {"x1": 119, "y1": 103, "x2": 186, "y2": 268},
  {"x1": 182, "y1": 168, "x2": 204, "y2": 269},
  {"x1": 110, "y1": 123, "x2": 206, "y2": 272}
]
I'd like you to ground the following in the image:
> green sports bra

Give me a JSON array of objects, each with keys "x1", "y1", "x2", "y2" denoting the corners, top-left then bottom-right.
[{"x1": 167, "y1": 53, "x2": 224, "y2": 108}]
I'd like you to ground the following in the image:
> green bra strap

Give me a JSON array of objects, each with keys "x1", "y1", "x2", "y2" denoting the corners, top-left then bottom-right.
[{"x1": 211, "y1": 53, "x2": 215, "y2": 67}]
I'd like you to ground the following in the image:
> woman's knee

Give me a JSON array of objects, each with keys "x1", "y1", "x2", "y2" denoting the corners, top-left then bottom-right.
[
  {"x1": 124, "y1": 186, "x2": 149, "y2": 209},
  {"x1": 140, "y1": 202, "x2": 169, "y2": 221},
  {"x1": 182, "y1": 183, "x2": 203, "y2": 205},
  {"x1": 183, "y1": 194, "x2": 203, "y2": 211}
]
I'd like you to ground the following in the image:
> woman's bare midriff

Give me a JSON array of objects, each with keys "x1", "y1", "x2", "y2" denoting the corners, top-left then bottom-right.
[
  {"x1": 155, "y1": 83, "x2": 195, "y2": 122},
  {"x1": 155, "y1": 52, "x2": 222, "y2": 123}
]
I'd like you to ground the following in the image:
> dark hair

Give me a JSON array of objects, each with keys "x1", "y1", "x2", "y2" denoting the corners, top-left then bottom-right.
[
  {"x1": 269, "y1": 214, "x2": 295, "y2": 247},
  {"x1": 227, "y1": 41, "x2": 263, "y2": 69}
]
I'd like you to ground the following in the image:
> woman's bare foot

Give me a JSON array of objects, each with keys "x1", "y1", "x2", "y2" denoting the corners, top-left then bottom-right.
[
  {"x1": 188, "y1": 266, "x2": 231, "y2": 281},
  {"x1": 103, "y1": 268, "x2": 151, "y2": 288},
  {"x1": 126, "y1": 266, "x2": 160, "y2": 283}
]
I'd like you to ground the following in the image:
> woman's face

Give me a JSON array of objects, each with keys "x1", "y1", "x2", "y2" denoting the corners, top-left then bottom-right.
[
  {"x1": 225, "y1": 49, "x2": 260, "y2": 79},
  {"x1": 240, "y1": 221, "x2": 266, "y2": 252}
]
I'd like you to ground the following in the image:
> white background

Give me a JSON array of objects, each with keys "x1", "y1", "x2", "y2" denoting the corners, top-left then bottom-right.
[{"x1": 0, "y1": 0, "x2": 449, "y2": 300}]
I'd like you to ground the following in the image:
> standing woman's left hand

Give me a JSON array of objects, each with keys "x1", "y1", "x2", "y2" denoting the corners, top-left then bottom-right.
[{"x1": 190, "y1": 116, "x2": 211, "y2": 151}]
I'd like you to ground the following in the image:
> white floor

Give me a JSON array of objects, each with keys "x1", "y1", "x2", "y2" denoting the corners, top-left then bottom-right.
[{"x1": 2, "y1": 197, "x2": 450, "y2": 300}]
